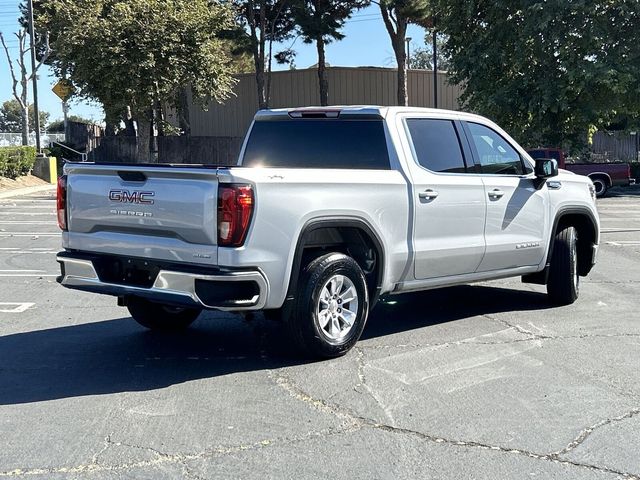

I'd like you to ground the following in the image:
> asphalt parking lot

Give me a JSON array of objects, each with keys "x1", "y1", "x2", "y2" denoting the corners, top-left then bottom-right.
[{"x1": 1, "y1": 186, "x2": 639, "y2": 480}]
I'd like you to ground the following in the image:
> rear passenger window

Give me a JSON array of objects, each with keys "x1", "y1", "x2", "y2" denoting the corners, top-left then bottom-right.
[
  {"x1": 467, "y1": 122, "x2": 525, "y2": 175},
  {"x1": 406, "y1": 119, "x2": 467, "y2": 173},
  {"x1": 242, "y1": 119, "x2": 390, "y2": 169}
]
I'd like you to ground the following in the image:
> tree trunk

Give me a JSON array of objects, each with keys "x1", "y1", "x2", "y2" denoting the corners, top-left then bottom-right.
[
  {"x1": 316, "y1": 36, "x2": 329, "y2": 106},
  {"x1": 396, "y1": 45, "x2": 408, "y2": 106},
  {"x1": 124, "y1": 106, "x2": 137, "y2": 137},
  {"x1": 176, "y1": 88, "x2": 191, "y2": 136},
  {"x1": 248, "y1": 1, "x2": 267, "y2": 109},
  {"x1": 395, "y1": 21, "x2": 408, "y2": 107},
  {"x1": 21, "y1": 105, "x2": 29, "y2": 146},
  {"x1": 135, "y1": 111, "x2": 153, "y2": 163}
]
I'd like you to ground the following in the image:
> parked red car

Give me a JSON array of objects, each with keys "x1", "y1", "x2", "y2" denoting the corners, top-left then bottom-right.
[{"x1": 528, "y1": 148, "x2": 635, "y2": 197}]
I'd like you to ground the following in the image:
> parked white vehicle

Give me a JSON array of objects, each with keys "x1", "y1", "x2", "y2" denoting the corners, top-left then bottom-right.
[{"x1": 56, "y1": 107, "x2": 600, "y2": 357}]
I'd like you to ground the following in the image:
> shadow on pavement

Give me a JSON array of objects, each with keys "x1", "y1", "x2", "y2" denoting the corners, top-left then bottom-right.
[
  {"x1": 605, "y1": 185, "x2": 640, "y2": 198},
  {"x1": 0, "y1": 285, "x2": 552, "y2": 405}
]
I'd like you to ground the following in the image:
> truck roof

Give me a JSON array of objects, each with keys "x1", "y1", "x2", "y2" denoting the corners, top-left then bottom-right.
[{"x1": 254, "y1": 106, "x2": 493, "y2": 125}]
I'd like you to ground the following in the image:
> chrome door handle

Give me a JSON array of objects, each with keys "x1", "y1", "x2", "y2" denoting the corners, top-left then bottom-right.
[
  {"x1": 488, "y1": 189, "x2": 505, "y2": 199},
  {"x1": 419, "y1": 189, "x2": 439, "y2": 200}
]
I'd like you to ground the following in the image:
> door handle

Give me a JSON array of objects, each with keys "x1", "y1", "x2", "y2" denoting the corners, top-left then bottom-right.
[
  {"x1": 488, "y1": 189, "x2": 505, "y2": 199},
  {"x1": 419, "y1": 189, "x2": 439, "y2": 200}
]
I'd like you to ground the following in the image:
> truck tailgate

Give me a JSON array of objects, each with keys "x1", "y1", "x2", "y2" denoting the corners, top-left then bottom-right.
[{"x1": 64, "y1": 163, "x2": 220, "y2": 265}]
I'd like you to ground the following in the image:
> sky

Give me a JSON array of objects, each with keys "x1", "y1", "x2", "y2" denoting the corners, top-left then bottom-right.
[{"x1": 0, "y1": 1, "x2": 426, "y2": 125}]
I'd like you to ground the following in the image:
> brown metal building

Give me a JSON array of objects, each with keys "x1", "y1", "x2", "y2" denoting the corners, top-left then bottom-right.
[{"x1": 181, "y1": 66, "x2": 463, "y2": 139}]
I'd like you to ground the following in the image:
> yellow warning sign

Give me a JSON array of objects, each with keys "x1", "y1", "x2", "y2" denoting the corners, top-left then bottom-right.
[{"x1": 52, "y1": 79, "x2": 74, "y2": 101}]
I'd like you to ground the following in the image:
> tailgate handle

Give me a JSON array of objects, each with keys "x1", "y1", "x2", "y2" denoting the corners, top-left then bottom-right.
[{"x1": 118, "y1": 171, "x2": 147, "y2": 182}]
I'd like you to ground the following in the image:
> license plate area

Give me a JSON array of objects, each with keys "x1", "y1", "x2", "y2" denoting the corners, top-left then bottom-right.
[{"x1": 93, "y1": 255, "x2": 160, "y2": 288}]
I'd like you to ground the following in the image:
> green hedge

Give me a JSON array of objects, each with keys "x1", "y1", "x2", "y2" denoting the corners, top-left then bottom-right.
[{"x1": 0, "y1": 146, "x2": 37, "y2": 179}]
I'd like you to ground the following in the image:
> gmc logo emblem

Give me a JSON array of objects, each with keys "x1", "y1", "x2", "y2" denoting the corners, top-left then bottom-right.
[{"x1": 109, "y1": 190, "x2": 155, "y2": 204}]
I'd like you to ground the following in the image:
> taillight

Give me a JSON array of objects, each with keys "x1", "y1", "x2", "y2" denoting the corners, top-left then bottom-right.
[
  {"x1": 217, "y1": 184, "x2": 254, "y2": 247},
  {"x1": 57, "y1": 175, "x2": 67, "y2": 231}
]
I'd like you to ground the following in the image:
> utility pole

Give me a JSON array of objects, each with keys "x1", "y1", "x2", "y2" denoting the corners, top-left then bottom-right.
[
  {"x1": 405, "y1": 37, "x2": 412, "y2": 69},
  {"x1": 432, "y1": 18, "x2": 438, "y2": 109},
  {"x1": 27, "y1": 0, "x2": 42, "y2": 154}
]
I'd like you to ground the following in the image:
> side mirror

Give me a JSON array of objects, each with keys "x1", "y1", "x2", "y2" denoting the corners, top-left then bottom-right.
[{"x1": 535, "y1": 158, "x2": 558, "y2": 179}]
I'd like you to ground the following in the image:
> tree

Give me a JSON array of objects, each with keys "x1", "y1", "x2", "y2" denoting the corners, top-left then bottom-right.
[
  {"x1": 37, "y1": 0, "x2": 237, "y2": 161},
  {"x1": 47, "y1": 115, "x2": 93, "y2": 133},
  {"x1": 432, "y1": 0, "x2": 640, "y2": 151},
  {"x1": 378, "y1": 0, "x2": 430, "y2": 106},
  {"x1": 232, "y1": 0, "x2": 295, "y2": 109},
  {"x1": 292, "y1": 0, "x2": 369, "y2": 106},
  {"x1": 0, "y1": 29, "x2": 51, "y2": 145},
  {"x1": 408, "y1": 30, "x2": 449, "y2": 71},
  {"x1": 0, "y1": 99, "x2": 49, "y2": 133}
]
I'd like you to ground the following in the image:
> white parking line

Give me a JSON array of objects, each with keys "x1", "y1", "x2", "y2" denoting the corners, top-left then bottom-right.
[
  {"x1": 600, "y1": 228, "x2": 640, "y2": 233},
  {"x1": 0, "y1": 233, "x2": 60, "y2": 237},
  {"x1": 0, "y1": 274, "x2": 58, "y2": 277},
  {"x1": 0, "y1": 212, "x2": 55, "y2": 216},
  {"x1": 0, "y1": 302, "x2": 35, "y2": 313},
  {"x1": 606, "y1": 241, "x2": 640, "y2": 246},
  {"x1": 0, "y1": 205, "x2": 55, "y2": 209},
  {"x1": 0, "y1": 221, "x2": 57, "y2": 225}
]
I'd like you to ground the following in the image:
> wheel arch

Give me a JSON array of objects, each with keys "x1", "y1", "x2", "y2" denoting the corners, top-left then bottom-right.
[
  {"x1": 588, "y1": 172, "x2": 612, "y2": 187},
  {"x1": 284, "y1": 217, "x2": 386, "y2": 310},
  {"x1": 550, "y1": 207, "x2": 599, "y2": 277}
]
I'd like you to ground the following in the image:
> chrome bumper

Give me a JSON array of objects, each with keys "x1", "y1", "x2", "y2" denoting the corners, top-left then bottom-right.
[{"x1": 57, "y1": 254, "x2": 268, "y2": 311}]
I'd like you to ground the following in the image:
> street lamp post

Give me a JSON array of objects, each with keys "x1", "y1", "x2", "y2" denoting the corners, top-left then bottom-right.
[
  {"x1": 27, "y1": 0, "x2": 42, "y2": 154},
  {"x1": 432, "y1": 19, "x2": 438, "y2": 109}
]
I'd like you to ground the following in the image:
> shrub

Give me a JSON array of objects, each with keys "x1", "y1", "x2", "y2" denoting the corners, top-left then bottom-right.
[{"x1": 0, "y1": 146, "x2": 37, "y2": 179}]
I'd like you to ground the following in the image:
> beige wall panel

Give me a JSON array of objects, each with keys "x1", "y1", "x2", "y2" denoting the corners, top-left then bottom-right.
[{"x1": 187, "y1": 67, "x2": 462, "y2": 137}]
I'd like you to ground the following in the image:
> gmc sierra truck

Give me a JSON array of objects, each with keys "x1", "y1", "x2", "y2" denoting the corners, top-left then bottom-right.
[{"x1": 56, "y1": 107, "x2": 600, "y2": 358}]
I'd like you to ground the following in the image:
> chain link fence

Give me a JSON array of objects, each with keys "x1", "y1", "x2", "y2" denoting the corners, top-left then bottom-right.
[{"x1": 0, "y1": 133, "x2": 66, "y2": 148}]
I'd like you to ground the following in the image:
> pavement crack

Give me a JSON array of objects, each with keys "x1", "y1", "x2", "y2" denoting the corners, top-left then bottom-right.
[
  {"x1": 269, "y1": 368, "x2": 640, "y2": 479},
  {"x1": 550, "y1": 408, "x2": 640, "y2": 458},
  {"x1": 483, "y1": 314, "x2": 553, "y2": 340},
  {"x1": 354, "y1": 346, "x2": 396, "y2": 426},
  {"x1": 369, "y1": 423, "x2": 640, "y2": 479}
]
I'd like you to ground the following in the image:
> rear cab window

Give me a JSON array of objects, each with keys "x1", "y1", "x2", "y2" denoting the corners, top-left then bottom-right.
[
  {"x1": 242, "y1": 118, "x2": 390, "y2": 169},
  {"x1": 405, "y1": 119, "x2": 469, "y2": 173}
]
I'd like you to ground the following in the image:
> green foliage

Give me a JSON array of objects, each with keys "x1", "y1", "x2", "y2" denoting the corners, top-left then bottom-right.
[
  {"x1": 291, "y1": 0, "x2": 369, "y2": 46},
  {"x1": 0, "y1": 100, "x2": 50, "y2": 133},
  {"x1": 409, "y1": 30, "x2": 450, "y2": 70},
  {"x1": 379, "y1": 0, "x2": 431, "y2": 28},
  {"x1": 37, "y1": 0, "x2": 237, "y2": 122},
  {"x1": 0, "y1": 146, "x2": 37, "y2": 179},
  {"x1": 433, "y1": 0, "x2": 640, "y2": 152},
  {"x1": 47, "y1": 115, "x2": 95, "y2": 133}
]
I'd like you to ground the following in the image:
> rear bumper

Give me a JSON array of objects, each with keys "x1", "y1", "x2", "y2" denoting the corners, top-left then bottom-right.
[{"x1": 56, "y1": 252, "x2": 268, "y2": 311}]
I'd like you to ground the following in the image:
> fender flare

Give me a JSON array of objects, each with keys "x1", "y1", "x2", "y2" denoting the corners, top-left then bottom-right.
[{"x1": 283, "y1": 217, "x2": 386, "y2": 308}]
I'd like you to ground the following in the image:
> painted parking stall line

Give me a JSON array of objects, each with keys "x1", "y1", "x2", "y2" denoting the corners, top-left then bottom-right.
[
  {"x1": 0, "y1": 302, "x2": 35, "y2": 313},
  {"x1": 0, "y1": 233, "x2": 60, "y2": 237}
]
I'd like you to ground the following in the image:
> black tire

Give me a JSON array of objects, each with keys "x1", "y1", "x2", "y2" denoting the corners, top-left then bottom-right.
[
  {"x1": 547, "y1": 226, "x2": 579, "y2": 305},
  {"x1": 127, "y1": 297, "x2": 201, "y2": 331},
  {"x1": 286, "y1": 253, "x2": 369, "y2": 358},
  {"x1": 591, "y1": 177, "x2": 608, "y2": 198}
]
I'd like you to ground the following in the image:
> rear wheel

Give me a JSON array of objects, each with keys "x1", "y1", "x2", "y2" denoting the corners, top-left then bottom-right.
[
  {"x1": 286, "y1": 253, "x2": 369, "y2": 358},
  {"x1": 547, "y1": 226, "x2": 579, "y2": 305},
  {"x1": 591, "y1": 177, "x2": 608, "y2": 198},
  {"x1": 127, "y1": 297, "x2": 201, "y2": 331}
]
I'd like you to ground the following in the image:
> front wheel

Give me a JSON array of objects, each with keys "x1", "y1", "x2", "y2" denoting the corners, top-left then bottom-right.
[
  {"x1": 547, "y1": 226, "x2": 579, "y2": 305},
  {"x1": 286, "y1": 253, "x2": 369, "y2": 358},
  {"x1": 127, "y1": 297, "x2": 201, "y2": 331}
]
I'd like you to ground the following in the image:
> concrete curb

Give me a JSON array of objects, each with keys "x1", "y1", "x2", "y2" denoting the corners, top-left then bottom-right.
[{"x1": 0, "y1": 184, "x2": 56, "y2": 200}]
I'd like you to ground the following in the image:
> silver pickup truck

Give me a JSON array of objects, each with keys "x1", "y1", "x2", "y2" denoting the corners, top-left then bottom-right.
[{"x1": 56, "y1": 106, "x2": 600, "y2": 358}]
